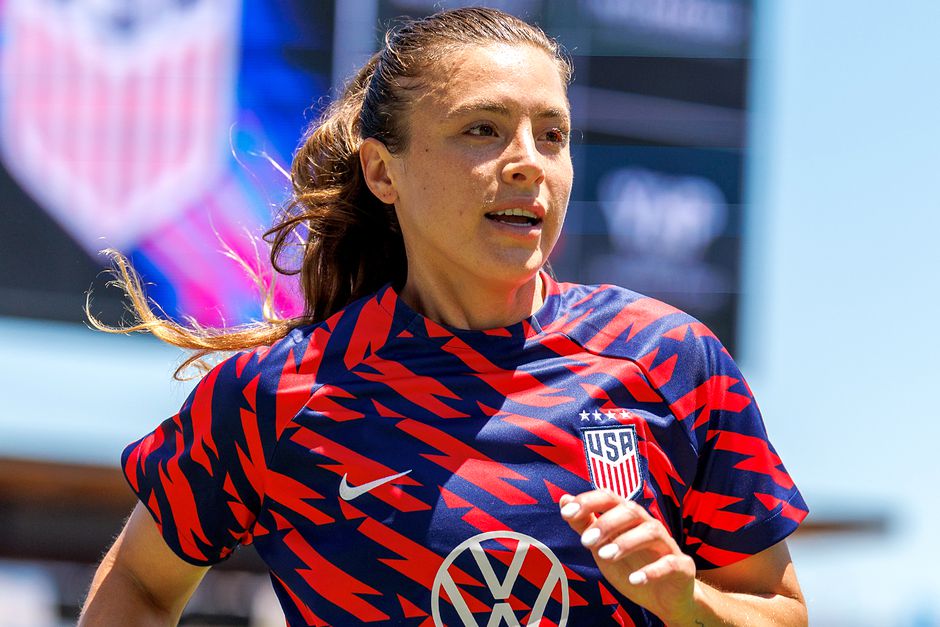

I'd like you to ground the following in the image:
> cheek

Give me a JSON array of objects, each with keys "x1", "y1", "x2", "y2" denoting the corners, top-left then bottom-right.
[
  {"x1": 550, "y1": 174, "x2": 572, "y2": 212},
  {"x1": 558, "y1": 157, "x2": 574, "y2": 194},
  {"x1": 424, "y1": 156, "x2": 474, "y2": 197}
]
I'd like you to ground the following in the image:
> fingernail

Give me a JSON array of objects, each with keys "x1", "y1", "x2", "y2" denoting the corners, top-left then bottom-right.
[
  {"x1": 560, "y1": 502, "x2": 581, "y2": 518},
  {"x1": 580, "y1": 527, "x2": 601, "y2": 547},
  {"x1": 628, "y1": 571, "x2": 648, "y2": 585},
  {"x1": 598, "y1": 543, "x2": 619, "y2": 560}
]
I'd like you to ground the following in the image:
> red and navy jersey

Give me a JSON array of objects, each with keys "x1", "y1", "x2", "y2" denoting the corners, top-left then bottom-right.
[{"x1": 123, "y1": 274, "x2": 807, "y2": 626}]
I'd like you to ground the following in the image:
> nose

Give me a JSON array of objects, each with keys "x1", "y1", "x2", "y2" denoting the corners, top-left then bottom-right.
[{"x1": 501, "y1": 128, "x2": 545, "y2": 187}]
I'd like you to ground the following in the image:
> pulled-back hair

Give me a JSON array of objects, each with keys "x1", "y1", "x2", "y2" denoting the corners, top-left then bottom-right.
[{"x1": 89, "y1": 7, "x2": 571, "y2": 377}]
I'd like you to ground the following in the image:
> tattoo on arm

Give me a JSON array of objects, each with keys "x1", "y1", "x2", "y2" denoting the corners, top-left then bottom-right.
[{"x1": 695, "y1": 621, "x2": 705, "y2": 626}]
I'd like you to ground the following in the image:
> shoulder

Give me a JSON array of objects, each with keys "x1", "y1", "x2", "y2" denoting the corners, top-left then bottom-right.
[
  {"x1": 197, "y1": 286, "x2": 400, "y2": 432},
  {"x1": 546, "y1": 280, "x2": 744, "y2": 415},
  {"x1": 546, "y1": 280, "x2": 717, "y2": 357}
]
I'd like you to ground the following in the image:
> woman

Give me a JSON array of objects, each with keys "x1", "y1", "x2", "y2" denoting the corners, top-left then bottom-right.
[{"x1": 80, "y1": 7, "x2": 808, "y2": 626}]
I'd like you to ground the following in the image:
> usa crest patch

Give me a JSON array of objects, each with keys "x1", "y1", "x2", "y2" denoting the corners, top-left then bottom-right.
[{"x1": 581, "y1": 425, "x2": 643, "y2": 500}]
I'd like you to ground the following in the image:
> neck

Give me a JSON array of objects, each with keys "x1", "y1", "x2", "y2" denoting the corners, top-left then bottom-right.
[{"x1": 399, "y1": 268, "x2": 544, "y2": 330}]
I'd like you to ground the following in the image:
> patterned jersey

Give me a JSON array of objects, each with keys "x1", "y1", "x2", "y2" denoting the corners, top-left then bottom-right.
[{"x1": 123, "y1": 274, "x2": 807, "y2": 626}]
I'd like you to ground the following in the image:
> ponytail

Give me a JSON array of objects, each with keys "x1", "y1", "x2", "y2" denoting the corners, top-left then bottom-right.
[
  {"x1": 88, "y1": 7, "x2": 568, "y2": 378},
  {"x1": 88, "y1": 56, "x2": 405, "y2": 377},
  {"x1": 269, "y1": 55, "x2": 406, "y2": 324}
]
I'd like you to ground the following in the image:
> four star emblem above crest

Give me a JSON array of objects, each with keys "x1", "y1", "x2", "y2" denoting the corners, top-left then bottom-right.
[{"x1": 578, "y1": 407, "x2": 638, "y2": 423}]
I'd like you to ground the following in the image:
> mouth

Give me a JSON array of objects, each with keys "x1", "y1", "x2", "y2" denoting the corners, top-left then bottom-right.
[{"x1": 484, "y1": 207, "x2": 543, "y2": 227}]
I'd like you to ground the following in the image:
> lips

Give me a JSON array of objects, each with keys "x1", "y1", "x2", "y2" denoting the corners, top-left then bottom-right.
[{"x1": 484, "y1": 202, "x2": 545, "y2": 227}]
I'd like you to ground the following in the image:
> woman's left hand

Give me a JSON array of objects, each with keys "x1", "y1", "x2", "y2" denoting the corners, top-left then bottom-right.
[{"x1": 559, "y1": 489, "x2": 698, "y2": 624}]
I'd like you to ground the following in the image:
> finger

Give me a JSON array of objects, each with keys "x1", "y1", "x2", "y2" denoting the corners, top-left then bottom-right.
[
  {"x1": 558, "y1": 494, "x2": 596, "y2": 534},
  {"x1": 578, "y1": 501, "x2": 647, "y2": 549},
  {"x1": 559, "y1": 489, "x2": 647, "y2": 529},
  {"x1": 592, "y1": 520, "x2": 672, "y2": 562},
  {"x1": 572, "y1": 489, "x2": 635, "y2": 515},
  {"x1": 560, "y1": 490, "x2": 648, "y2": 541},
  {"x1": 627, "y1": 553, "x2": 695, "y2": 587}
]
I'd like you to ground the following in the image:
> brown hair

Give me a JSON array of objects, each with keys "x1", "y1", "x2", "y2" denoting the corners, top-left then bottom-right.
[{"x1": 88, "y1": 7, "x2": 571, "y2": 377}]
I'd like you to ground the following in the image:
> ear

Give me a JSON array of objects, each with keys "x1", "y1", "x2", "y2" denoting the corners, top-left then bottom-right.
[{"x1": 360, "y1": 138, "x2": 398, "y2": 204}]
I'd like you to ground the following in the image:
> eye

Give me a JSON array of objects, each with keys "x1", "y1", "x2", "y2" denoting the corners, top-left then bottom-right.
[
  {"x1": 466, "y1": 123, "x2": 499, "y2": 137},
  {"x1": 542, "y1": 127, "x2": 570, "y2": 146}
]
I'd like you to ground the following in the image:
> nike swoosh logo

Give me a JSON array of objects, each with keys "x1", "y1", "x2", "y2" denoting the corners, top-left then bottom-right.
[{"x1": 339, "y1": 469, "x2": 412, "y2": 501}]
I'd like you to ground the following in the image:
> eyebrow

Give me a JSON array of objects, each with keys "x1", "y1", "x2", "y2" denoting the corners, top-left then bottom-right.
[{"x1": 445, "y1": 99, "x2": 570, "y2": 123}]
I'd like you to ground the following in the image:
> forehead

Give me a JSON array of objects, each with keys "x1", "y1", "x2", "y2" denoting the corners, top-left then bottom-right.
[{"x1": 415, "y1": 43, "x2": 570, "y2": 119}]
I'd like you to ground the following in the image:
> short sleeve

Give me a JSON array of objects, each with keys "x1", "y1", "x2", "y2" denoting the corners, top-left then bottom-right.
[
  {"x1": 678, "y1": 337, "x2": 808, "y2": 570},
  {"x1": 122, "y1": 351, "x2": 271, "y2": 565}
]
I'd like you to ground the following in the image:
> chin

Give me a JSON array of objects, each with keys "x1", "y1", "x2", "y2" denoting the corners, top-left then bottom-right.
[{"x1": 475, "y1": 256, "x2": 543, "y2": 287}]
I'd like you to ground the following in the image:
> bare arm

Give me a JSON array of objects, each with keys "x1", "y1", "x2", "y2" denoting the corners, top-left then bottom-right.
[
  {"x1": 560, "y1": 490, "x2": 806, "y2": 626},
  {"x1": 79, "y1": 503, "x2": 209, "y2": 626},
  {"x1": 692, "y1": 540, "x2": 805, "y2": 626}
]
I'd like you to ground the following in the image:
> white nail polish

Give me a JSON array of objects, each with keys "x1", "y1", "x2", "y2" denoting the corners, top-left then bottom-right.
[
  {"x1": 598, "y1": 543, "x2": 619, "y2": 560},
  {"x1": 629, "y1": 571, "x2": 647, "y2": 585},
  {"x1": 560, "y1": 502, "x2": 580, "y2": 518},
  {"x1": 580, "y1": 527, "x2": 601, "y2": 547}
]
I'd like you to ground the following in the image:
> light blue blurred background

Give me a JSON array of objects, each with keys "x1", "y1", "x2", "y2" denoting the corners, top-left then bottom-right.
[
  {"x1": 742, "y1": 0, "x2": 940, "y2": 623},
  {"x1": 1, "y1": 0, "x2": 938, "y2": 624}
]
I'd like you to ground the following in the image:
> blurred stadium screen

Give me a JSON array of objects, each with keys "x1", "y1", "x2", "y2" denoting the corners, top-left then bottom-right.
[{"x1": 0, "y1": 0, "x2": 751, "y2": 351}]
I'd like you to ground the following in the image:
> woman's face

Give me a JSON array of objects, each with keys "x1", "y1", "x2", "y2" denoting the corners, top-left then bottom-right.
[{"x1": 383, "y1": 43, "x2": 573, "y2": 294}]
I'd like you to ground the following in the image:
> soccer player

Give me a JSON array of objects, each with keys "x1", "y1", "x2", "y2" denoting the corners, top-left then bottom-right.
[{"x1": 79, "y1": 7, "x2": 808, "y2": 626}]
